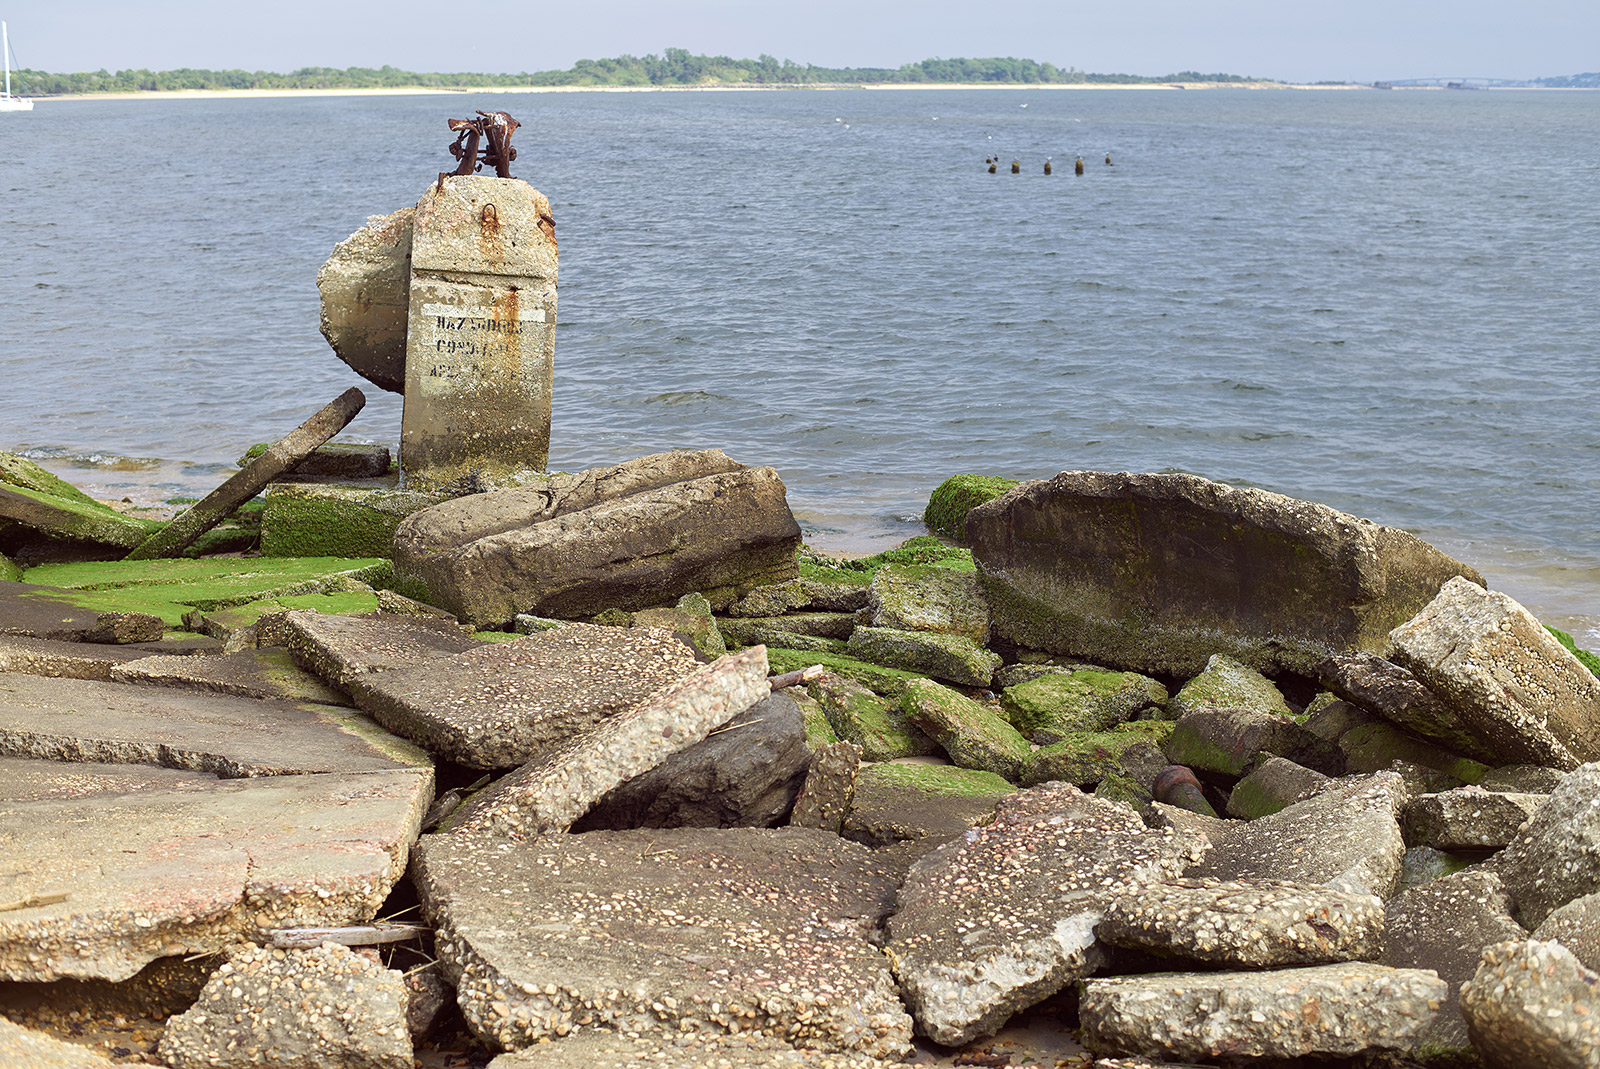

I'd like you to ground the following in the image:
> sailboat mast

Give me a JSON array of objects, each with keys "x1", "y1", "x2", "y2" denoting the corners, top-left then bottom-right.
[{"x1": 3, "y1": 23, "x2": 11, "y2": 100}]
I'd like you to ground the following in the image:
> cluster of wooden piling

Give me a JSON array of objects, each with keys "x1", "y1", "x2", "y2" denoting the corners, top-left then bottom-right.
[{"x1": 986, "y1": 154, "x2": 1112, "y2": 175}]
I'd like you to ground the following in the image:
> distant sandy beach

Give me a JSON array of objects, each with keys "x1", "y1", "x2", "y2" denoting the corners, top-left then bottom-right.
[{"x1": 40, "y1": 80, "x2": 1381, "y2": 102}]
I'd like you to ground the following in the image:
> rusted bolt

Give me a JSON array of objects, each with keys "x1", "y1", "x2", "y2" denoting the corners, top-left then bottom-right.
[
  {"x1": 481, "y1": 203, "x2": 499, "y2": 226},
  {"x1": 1152, "y1": 764, "x2": 1219, "y2": 818}
]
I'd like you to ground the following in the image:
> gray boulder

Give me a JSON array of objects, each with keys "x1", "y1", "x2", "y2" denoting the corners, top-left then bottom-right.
[
  {"x1": 885, "y1": 783, "x2": 1206, "y2": 1046},
  {"x1": 1488, "y1": 763, "x2": 1600, "y2": 927},
  {"x1": 1000, "y1": 669, "x2": 1167, "y2": 742},
  {"x1": 967, "y1": 470, "x2": 1481, "y2": 677},
  {"x1": 1163, "y1": 706, "x2": 1346, "y2": 779},
  {"x1": 1097, "y1": 877, "x2": 1385, "y2": 967},
  {"x1": 412, "y1": 826, "x2": 912, "y2": 1058},
  {"x1": 846, "y1": 626, "x2": 1000, "y2": 688},
  {"x1": 866, "y1": 564, "x2": 989, "y2": 644},
  {"x1": 1190, "y1": 772, "x2": 1408, "y2": 898},
  {"x1": 1225, "y1": 756, "x2": 1329, "y2": 819},
  {"x1": 1382, "y1": 870, "x2": 1529, "y2": 1056},
  {"x1": 899, "y1": 678, "x2": 1031, "y2": 781},
  {"x1": 571, "y1": 691, "x2": 811, "y2": 831},
  {"x1": 160, "y1": 943, "x2": 411, "y2": 1069},
  {"x1": 393, "y1": 451, "x2": 803, "y2": 626},
  {"x1": 1079, "y1": 962, "x2": 1447, "y2": 1061},
  {"x1": 1390, "y1": 576, "x2": 1600, "y2": 769},
  {"x1": 1460, "y1": 940, "x2": 1600, "y2": 1069}
]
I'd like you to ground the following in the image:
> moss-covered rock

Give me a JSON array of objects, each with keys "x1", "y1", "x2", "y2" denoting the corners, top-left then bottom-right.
[
  {"x1": 790, "y1": 690, "x2": 841, "y2": 748},
  {"x1": 0, "y1": 551, "x2": 20, "y2": 583},
  {"x1": 631, "y1": 592, "x2": 727, "y2": 661},
  {"x1": 1338, "y1": 721, "x2": 1489, "y2": 784},
  {"x1": 723, "y1": 579, "x2": 812, "y2": 618},
  {"x1": 867, "y1": 563, "x2": 990, "y2": 644},
  {"x1": 0, "y1": 483, "x2": 163, "y2": 551},
  {"x1": 923, "y1": 474, "x2": 1020, "y2": 541},
  {"x1": 1019, "y1": 721, "x2": 1173, "y2": 787},
  {"x1": 842, "y1": 760, "x2": 1015, "y2": 857},
  {"x1": 805, "y1": 671, "x2": 937, "y2": 761},
  {"x1": 720, "y1": 612, "x2": 856, "y2": 639},
  {"x1": 900, "y1": 678, "x2": 1032, "y2": 782},
  {"x1": 1093, "y1": 770, "x2": 1154, "y2": 812},
  {"x1": 0, "y1": 453, "x2": 110, "y2": 507},
  {"x1": 1225, "y1": 756, "x2": 1331, "y2": 820},
  {"x1": 719, "y1": 620, "x2": 850, "y2": 656},
  {"x1": 847, "y1": 626, "x2": 1001, "y2": 688},
  {"x1": 259, "y1": 484, "x2": 447, "y2": 559},
  {"x1": 1171, "y1": 654, "x2": 1295, "y2": 720},
  {"x1": 798, "y1": 537, "x2": 975, "y2": 584},
  {"x1": 1001, "y1": 669, "x2": 1168, "y2": 742},
  {"x1": 764, "y1": 648, "x2": 923, "y2": 698}
]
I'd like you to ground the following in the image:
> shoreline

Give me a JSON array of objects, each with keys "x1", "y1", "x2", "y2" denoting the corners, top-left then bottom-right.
[{"x1": 31, "y1": 81, "x2": 1419, "y2": 102}]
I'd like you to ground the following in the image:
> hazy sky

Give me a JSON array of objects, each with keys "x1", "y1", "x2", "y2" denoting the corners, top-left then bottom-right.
[{"x1": 10, "y1": 1, "x2": 1595, "y2": 83}]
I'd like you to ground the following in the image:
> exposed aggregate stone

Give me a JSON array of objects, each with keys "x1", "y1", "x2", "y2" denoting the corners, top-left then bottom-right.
[{"x1": 1459, "y1": 938, "x2": 1600, "y2": 1069}]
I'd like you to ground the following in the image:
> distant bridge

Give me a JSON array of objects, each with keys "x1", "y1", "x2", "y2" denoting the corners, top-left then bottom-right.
[{"x1": 1379, "y1": 77, "x2": 1531, "y2": 88}]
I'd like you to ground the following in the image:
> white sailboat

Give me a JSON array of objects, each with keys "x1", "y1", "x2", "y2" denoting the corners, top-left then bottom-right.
[{"x1": 1, "y1": 22, "x2": 33, "y2": 112}]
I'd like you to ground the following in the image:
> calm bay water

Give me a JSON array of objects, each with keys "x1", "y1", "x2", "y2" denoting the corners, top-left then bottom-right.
[{"x1": 2, "y1": 87, "x2": 1597, "y2": 638}]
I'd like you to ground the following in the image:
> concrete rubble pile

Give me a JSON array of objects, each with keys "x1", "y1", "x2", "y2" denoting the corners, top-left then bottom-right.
[{"x1": 2, "y1": 457, "x2": 1598, "y2": 1069}]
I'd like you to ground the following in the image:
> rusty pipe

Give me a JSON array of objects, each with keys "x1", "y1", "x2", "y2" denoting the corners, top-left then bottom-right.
[{"x1": 1152, "y1": 765, "x2": 1219, "y2": 819}]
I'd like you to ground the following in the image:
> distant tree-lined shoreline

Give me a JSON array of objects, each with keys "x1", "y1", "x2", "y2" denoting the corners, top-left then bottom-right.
[{"x1": 13, "y1": 49, "x2": 1268, "y2": 96}]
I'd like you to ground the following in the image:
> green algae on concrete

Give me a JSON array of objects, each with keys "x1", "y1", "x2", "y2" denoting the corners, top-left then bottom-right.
[
  {"x1": 1171, "y1": 653, "x2": 1295, "y2": 720},
  {"x1": 765, "y1": 648, "x2": 924, "y2": 698},
  {"x1": 868, "y1": 563, "x2": 990, "y2": 644},
  {"x1": 20, "y1": 557, "x2": 389, "y2": 628},
  {"x1": 804, "y1": 672, "x2": 936, "y2": 762},
  {"x1": 632, "y1": 593, "x2": 728, "y2": 661},
  {"x1": 260, "y1": 484, "x2": 448, "y2": 559},
  {"x1": 923, "y1": 474, "x2": 1019, "y2": 541},
  {"x1": 0, "y1": 553, "x2": 19, "y2": 583},
  {"x1": 1546, "y1": 625, "x2": 1600, "y2": 680},
  {"x1": 1020, "y1": 721, "x2": 1173, "y2": 787},
  {"x1": 900, "y1": 678, "x2": 1032, "y2": 782},
  {"x1": 720, "y1": 621, "x2": 849, "y2": 656},
  {"x1": 0, "y1": 484, "x2": 163, "y2": 550},
  {"x1": 859, "y1": 761, "x2": 1016, "y2": 799},
  {"x1": 847, "y1": 626, "x2": 1001, "y2": 688},
  {"x1": 1339, "y1": 721, "x2": 1490, "y2": 785},
  {"x1": 791, "y1": 690, "x2": 841, "y2": 748},
  {"x1": 0, "y1": 453, "x2": 106, "y2": 508},
  {"x1": 1001, "y1": 669, "x2": 1169, "y2": 742}
]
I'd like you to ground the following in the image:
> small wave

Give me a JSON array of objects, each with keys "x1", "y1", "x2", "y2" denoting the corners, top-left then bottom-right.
[{"x1": 641, "y1": 391, "x2": 737, "y2": 406}]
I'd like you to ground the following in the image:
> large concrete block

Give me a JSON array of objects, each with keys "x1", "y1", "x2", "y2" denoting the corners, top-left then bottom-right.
[
  {"x1": 967, "y1": 471, "x2": 1482, "y2": 676},
  {"x1": 316, "y1": 206, "x2": 414, "y2": 395},
  {"x1": 401, "y1": 176, "x2": 557, "y2": 488}
]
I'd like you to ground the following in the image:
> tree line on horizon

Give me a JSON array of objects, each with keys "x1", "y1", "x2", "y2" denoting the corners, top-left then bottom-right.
[{"x1": 12, "y1": 49, "x2": 1269, "y2": 95}]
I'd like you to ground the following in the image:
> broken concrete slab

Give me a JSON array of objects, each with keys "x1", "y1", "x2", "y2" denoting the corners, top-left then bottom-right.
[
  {"x1": 1097, "y1": 877, "x2": 1385, "y2": 968},
  {"x1": 411, "y1": 825, "x2": 912, "y2": 1057},
  {"x1": 790, "y1": 740, "x2": 861, "y2": 834},
  {"x1": 1224, "y1": 755, "x2": 1329, "y2": 819},
  {"x1": 126, "y1": 387, "x2": 367, "y2": 561},
  {"x1": 1319, "y1": 650, "x2": 1501, "y2": 763},
  {"x1": 899, "y1": 678, "x2": 1030, "y2": 781},
  {"x1": 1020, "y1": 722, "x2": 1173, "y2": 789},
  {"x1": 398, "y1": 464, "x2": 802, "y2": 626},
  {"x1": 483, "y1": 1028, "x2": 904, "y2": 1068},
  {"x1": 885, "y1": 783, "x2": 1206, "y2": 1047},
  {"x1": 0, "y1": 1016, "x2": 124, "y2": 1067},
  {"x1": 1079, "y1": 962, "x2": 1447, "y2": 1061},
  {"x1": 239, "y1": 439, "x2": 393, "y2": 481},
  {"x1": 0, "y1": 582, "x2": 165, "y2": 644},
  {"x1": 1163, "y1": 706, "x2": 1346, "y2": 780},
  {"x1": 0, "y1": 675, "x2": 430, "y2": 776},
  {"x1": 0, "y1": 633, "x2": 152, "y2": 680},
  {"x1": 1402, "y1": 786, "x2": 1547, "y2": 850},
  {"x1": 1381, "y1": 870, "x2": 1528, "y2": 1056},
  {"x1": 1189, "y1": 771, "x2": 1408, "y2": 899},
  {"x1": 839, "y1": 761, "x2": 1014, "y2": 875},
  {"x1": 159, "y1": 943, "x2": 411, "y2": 1069},
  {"x1": 276, "y1": 609, "x2": 479, "y2": 694},
  {"x1": 260, "y1": 483, "x2": 448, "y2": 559},
  {"x1": 317, "y1": 206, "x2": 413, "y2": 395},
  {"x1": 866, "y1": 563, "x2": 989, "y2": 644},
  {"x1": 1390, "y1": 576, "x2": 1600, "y2": 769},
  {"x1": 846, "y1": 626, "x2": 1000, "y2": 688},
  {"x1": 571, "y1": 690, "x2": 811, "y2": 831},
  {"x1": 1534, "y1": 892, "x2": 1600, "y2": 973},
  {"x1": 444, "y1": 647, "x2": 770, "y2": 838},
  {"x1": 804, "y1": 670, "x2": 936, "y2": 762},
  {"x1": 1459, "y1": 939, "x2": 1600, "y2": 1069},
  {"x1": 1487, "y1": 762, "x2": 1600, "y2": 928},
  {"x1": 1169, "y1": 654, "x2": 1293, "y2": 720},
  {"x1": 0, "y1": 758, "x2": 431, "y2": 982},
  {"x1": 349, "y1": 622, "x2": 699, "y2": 768},
  {"x1": 108, "y1": 647, "x2": 350, "y2": 706},
  {"x1": 1000, "y1": 669, "x2": 1167, "y2": 743},
  {"x1": 0, "y1": 485, "x2": 162, "y2": 555},
  {"x1": 967, "y1": 470, "x2": 1481, "y2": 677}
]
